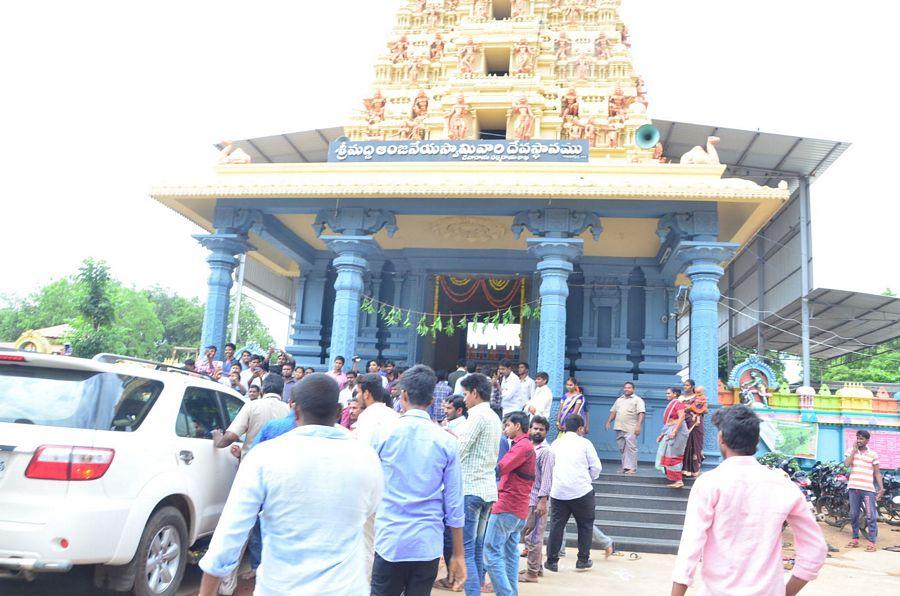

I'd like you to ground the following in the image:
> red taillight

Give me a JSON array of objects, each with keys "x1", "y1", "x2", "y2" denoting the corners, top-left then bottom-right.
[
  {"x1": 25, "y1": 446, "x2": 115, "y2": 481},
  {"x1": 0, "y1": 354, "x2": 26, "y2": 362}
]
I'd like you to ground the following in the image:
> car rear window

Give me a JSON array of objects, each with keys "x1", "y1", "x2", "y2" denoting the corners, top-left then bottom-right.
[{"x1": 0, "y1": 366, "x2": 164, "y2": 431}]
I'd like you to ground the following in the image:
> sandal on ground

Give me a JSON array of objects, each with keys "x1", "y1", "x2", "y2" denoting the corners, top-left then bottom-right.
[
  {"x1": 865, "y1": 543, "x2": 877, "y2": 552},
  {"x1": 882, "y1": 545, "x2": 900, "y2": 552},
  {"x1": 627, "y1": 552, "x2": 641, "y2": 560},
  {"x1": 846, "y1": 540, "x2": 859, "y2": 548},
  {"x1": 667, "y1": 481, "x2": 684, "y2": 489},
  {"x1": 624, "y1": 470, "x2": 637, "y2": 475},
  {"x1": 433, "y1": 578, "x2": 461, "y2": 592},
  {"x1": 605, "y1": 546, "x2": 614, "y2": 560},
  {"x1": 481, "y1": 582, "x2": 494, "y2": 593}
]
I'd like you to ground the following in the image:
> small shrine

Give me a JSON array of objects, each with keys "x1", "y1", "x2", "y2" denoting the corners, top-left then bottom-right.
[
  {"x1": 720, "y1": 356, "x2": 900, "y2": 466},
  {"x1": 725, "y1": 354, "x2": 779, "y2": 408}
]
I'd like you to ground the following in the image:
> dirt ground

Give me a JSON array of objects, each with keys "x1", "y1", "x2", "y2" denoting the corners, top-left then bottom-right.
[{"x1": 212, "y1": 520, "x2": 899, "y2": 595}]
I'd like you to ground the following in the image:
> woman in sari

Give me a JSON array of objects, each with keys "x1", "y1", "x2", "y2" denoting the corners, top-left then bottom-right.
[
  {"x1": 681, "y1": 381, "x2": 709, "y2": 477},
  {"x1": 656, "y1": 387, "x2": 688, "y2": 488},
  {"x1": 556, "y1": 377, "x2": 588, "y2": 433}
]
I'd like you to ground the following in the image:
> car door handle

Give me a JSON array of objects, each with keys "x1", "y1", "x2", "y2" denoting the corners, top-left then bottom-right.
[{"x1": 179, "y1": 450, "x2": 194, "y2": 465}]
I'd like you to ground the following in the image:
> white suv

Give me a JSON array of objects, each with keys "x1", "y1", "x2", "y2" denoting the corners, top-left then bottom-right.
[{"x1": 0, "y1": 351, "x2": 248, "y2": 595}]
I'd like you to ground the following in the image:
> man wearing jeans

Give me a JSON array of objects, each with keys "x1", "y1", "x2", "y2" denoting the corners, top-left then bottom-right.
[
  {"x1": 457, "y1": 373, "x2": 502, "y2": 596},
  {"x1": 545, "y1": 414, "x2": 602, "y2": 573},
  {"x1": 483, "y1": 411, "x2": 535, "y2": 596},
  {"x1": 520, "y1": 416, "x2": 554, "y2": 583},
  {"x1": 371, "y1": 365, "x2": 466, "y2": 595},
  {"x1": 843, "y1": 429, "x2": 884, "y2": 551}
]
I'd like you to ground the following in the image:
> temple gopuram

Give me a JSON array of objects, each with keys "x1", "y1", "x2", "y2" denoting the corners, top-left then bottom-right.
[{"x1": 152, "y1": 0, "x2": 868, "y2": 462}]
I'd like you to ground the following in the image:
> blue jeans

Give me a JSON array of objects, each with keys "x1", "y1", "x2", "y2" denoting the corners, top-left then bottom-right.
[
  {"x1": 849, "y1": 488, "x2": 878, "y2": 542},
  {"x1": 483, "y1": 512, "x2": 525, "y2": 596},
  {"x1": 463, "y1": 495, "x2": 493, "y2": 596},
  {"x1": 248, "y1": 518, "x2": 262, "y2": 570}
]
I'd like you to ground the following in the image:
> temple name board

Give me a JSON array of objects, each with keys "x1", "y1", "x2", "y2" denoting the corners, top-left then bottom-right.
[{"x1": 328, "y1": 139, "x2": 590, "y2": 163}]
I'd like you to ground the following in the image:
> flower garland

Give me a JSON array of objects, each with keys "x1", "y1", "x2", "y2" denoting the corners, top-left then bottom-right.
[
  {"x1": 438, "y1": 276, "x2": 523, "y2": 310},
  {"x1": 360, "y1": 294, "x2": 541, "y2": 339}
]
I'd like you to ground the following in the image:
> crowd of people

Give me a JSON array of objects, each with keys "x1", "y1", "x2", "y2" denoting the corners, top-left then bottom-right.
[{"x1": 183, "y1": 346, "x2": 838, "y2": 596}]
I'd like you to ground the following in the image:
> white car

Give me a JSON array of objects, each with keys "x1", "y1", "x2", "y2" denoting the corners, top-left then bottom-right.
[{"x1": 0, "y1": 351, "x2": 248, "y2": 595}]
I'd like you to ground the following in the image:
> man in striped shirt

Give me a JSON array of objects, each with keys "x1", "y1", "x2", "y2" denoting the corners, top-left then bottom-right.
[
  {"x1": 458, "y1": 373, "x2": 502, "y2": 596},
  {"x1": 843, "y1": 429, "x2": 884, "y2": 551}
]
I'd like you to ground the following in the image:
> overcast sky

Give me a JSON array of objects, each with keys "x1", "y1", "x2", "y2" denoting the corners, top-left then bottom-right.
[{"x1": 3, "y1": 0, "x2": 898, "y2": 343}]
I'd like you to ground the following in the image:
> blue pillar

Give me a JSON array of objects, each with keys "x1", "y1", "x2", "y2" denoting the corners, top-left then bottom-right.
[
  {"x1": 194, "y1": 233, "x2": 252, "y2": 353},
  {"x1": 668, "y1": 241, "x2": 737, "y2": 457},
  {"x1": 322, "y1": 236, "x2": 377, "y2": 363},
  {"x1": 528, "y1": 238, "x2": 583, "y2": 399},
  {"x1": 686, "y1": 260, "x2": 723, "y2": 407}
]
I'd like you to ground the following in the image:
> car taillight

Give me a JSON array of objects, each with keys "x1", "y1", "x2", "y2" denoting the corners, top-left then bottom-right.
[
  {"x1": 25, "y1": 446, "x2": 115, "y2": 481},
  {"x1": 0, "y1": 354, "x2": 26, "y2": 362}
]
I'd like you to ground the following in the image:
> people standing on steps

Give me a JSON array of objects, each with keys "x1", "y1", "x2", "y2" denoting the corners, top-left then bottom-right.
[
  {"x1": 605, "y1": 381, "x2": 645, "y2": 474},
  {"x1": 556, "y1": 377, "x2": 587, "y2": 435},
  {"x1": 681, "y1": 381, "x2": 708, "y2": 478},
  {"x1": 656, "y1": 386, "x2": 688, "y2": 488}
]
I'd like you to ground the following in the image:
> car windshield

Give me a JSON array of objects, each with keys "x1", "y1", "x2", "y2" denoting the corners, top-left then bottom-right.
[{"x1": 0, "y1": 366, "x2": 164, "y2": 431}]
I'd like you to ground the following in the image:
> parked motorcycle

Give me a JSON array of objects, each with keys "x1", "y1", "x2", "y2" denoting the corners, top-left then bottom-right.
[
  {"x1": 809, "y1": 461, "x2": 850, "y2": 528},
  {"x1": 878, "y1": 472, "x2": 900, "y2": 526}
]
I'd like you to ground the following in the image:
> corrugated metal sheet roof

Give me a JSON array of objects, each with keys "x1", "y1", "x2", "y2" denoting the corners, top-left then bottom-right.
[{"x1": 731, "y1": 288, "x2": 900, "y2": 361}]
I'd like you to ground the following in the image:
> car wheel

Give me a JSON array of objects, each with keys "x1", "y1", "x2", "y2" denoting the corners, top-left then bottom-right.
[{"x1": 106, "y1": 505, "x2": 187, "y2": 596}]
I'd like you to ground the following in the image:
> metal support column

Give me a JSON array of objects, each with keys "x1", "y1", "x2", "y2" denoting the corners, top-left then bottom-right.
[{"x1": 799, "y1": 177, "x2": 812, "y2": 385}]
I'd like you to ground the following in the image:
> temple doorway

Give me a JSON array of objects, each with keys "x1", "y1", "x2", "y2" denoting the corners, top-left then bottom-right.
[{"x1": 424, "y1": 275, "x2": 531, "y2": 374}]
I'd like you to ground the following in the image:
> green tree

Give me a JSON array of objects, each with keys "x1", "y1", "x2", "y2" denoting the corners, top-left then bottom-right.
[
  {"x1": 227, "y1": 300, "x2": 275, "y2": 351},
  {"x1": 114, "y1": 287, "x2": 165, "y2": 359},
  {"x1": 70, "y1": 259, "x2": 124, "y2": 358},
  {"x1": 821, "y1": 340, "x2": 900, "y2": 383},
  {"x1": 718, "y1": 346, "x2": 789, "y2": 389},
  {"x1": 143, "y1": 287, "x2": 203, "y2": 360},
  {"x1": 0, "y1": 279, "x2": 80, "y2": 341}
]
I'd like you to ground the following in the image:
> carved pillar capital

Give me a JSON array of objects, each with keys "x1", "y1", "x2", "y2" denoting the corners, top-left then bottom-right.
[
  {"x1": 512, "y1": 208, "x2": 602, "y2": 241},
  {"x1": 314, "y1": 208, "x2": 398, "y2": 237}
]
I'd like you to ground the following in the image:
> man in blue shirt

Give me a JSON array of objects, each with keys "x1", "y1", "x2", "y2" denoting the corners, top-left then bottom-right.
[{"x1": 371, "y1": 365, "x2": 467, "y2": 596}]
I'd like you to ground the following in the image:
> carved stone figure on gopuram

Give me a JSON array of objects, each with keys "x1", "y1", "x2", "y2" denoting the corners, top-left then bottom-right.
[{"x1": 342, "y1": 0, "x2": 661, "y2": 157}]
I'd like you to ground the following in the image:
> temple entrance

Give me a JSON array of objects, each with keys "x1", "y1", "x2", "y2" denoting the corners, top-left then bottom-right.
[{"x1": 425, "y1": 275, "x2": 531, "y2": 374}]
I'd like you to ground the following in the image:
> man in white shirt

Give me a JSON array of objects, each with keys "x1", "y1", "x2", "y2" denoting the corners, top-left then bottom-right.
[
  {"x1": 199, "y1": 374, "x2": 383, "y2": 596},
  {"x1": 544, "y1": 414, "x2": 603, "y2": 573},
  {"x1": 212, "y1": 374, "x2": 290, "y2": 459},
  {"x1": 497, "y1": 358, "x2": 524, "y2": 415},
  {"x1": 524, "y1": 371, "x2": 553, "y2": 419},
  {"x1": 339, "y1": 370, "x2": 358, "y2": 407},
  {"x1": 353, "y1": 372, "x2": 400, "y2": 583},
  {"x1": 518, "y1": 362, "x2": 535, "y2": 405},
  {"x1": 453, "y1": 361, "x2": 477, "y2": 395}
]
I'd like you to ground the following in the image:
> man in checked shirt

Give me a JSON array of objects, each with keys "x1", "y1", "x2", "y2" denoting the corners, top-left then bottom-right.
[{"x1": 519, "y1": 415, "x2": 554, "y2": 584}]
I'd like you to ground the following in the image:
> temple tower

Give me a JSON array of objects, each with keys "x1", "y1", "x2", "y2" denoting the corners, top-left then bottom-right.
[{"x1": 346, "y1": 0, "x2": 656, "y2": 160}]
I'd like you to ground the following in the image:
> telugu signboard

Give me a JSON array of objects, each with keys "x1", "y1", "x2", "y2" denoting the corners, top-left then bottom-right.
[
  {"x1": 328, "y1": 139, "x2": 590, "y2": 163},
  {"x1": 843, "y1": 429, "x2": 900, "y2": 470},
  {"x1": 760, "y1": 419, "x2": 819, "y2": 459}
]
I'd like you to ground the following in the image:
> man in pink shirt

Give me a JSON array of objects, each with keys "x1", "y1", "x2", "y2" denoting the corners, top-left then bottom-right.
[
  {"x1": 671, "y1": 406, "x2": 827, "y2": 596},
  {"x1": 326, "y1": 355, "x2": 349, "y2": 390}
]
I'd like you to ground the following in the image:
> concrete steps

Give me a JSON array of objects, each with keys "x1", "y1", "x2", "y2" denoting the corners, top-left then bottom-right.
[{"x1": 564, "y1": 461, "x2": 693, "y2": 555}]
